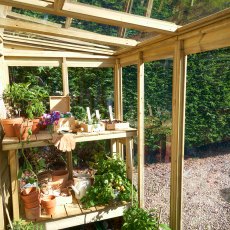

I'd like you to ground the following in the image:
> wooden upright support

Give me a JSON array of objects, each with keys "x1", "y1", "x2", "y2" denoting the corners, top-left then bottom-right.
[
  {"x1": 8, "y1": 150, "x2": 20, "y2": 221},
  {"x1": 114, "y1": 59, "x2": 123, "y2": 120},
  {"x1": 170, "y1": 39, "x2": 187, "y2": 230},
  {"x1": 137, "y1": 52, "x2": 145, "y2": 208},
  {"x1": 114, "y1": 59, "x2": 123, "y2": 156},
  {"x1": 62, "y1": 57, "x2": 69, "y2": 96},
  {"x1": 0, "y1": 6, "x2": 10, "y2": 90}
]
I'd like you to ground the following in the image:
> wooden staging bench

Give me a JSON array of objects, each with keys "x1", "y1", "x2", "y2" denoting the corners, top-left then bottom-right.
[{"x1": 1, "y1": 129, "x2": 137, "y2": 229}]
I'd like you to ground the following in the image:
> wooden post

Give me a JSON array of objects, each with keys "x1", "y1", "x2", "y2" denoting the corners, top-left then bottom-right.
[
  {"x1": 125, "y1": 137, "x2": 133, "y2": 181},
  {"x1": 66, "y1": 151, "x2": 73, "y2": 179},
  {"x1": 137, "y1": 52, "x2": 145, "y2": 208},
  {"x1": 170, "y1": 39, "x2": 187, "y2": 230},
  {"x1": 62, "y1": 57, "x2": 69, "y2": 96},
  {"x1": 114, "y1": 59, "x2": 123, "y2": 155},
  {"x1": 8, "y1": 150, "x2": 20, "y2": 221},
  {"x1": 0, "y1": 6, "x2": 10, "y2": 91},
  {"x1": 114, "y1": 59, "x2": 123, "y2": 121},
  {"x1": 0, "y1": 150, "x2": 5, "y2": 230},
  {"x1": 0, "y1": 7, "x2": 10, "y2": 227}
]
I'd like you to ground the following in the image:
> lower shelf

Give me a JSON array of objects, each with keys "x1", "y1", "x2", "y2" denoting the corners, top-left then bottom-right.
[{"x1": 22, "y1": 200, "x2": 130, "y2": 230}]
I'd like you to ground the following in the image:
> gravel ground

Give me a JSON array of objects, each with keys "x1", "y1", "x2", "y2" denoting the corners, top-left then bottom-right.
[{"x1": 136, "y1": 144, "x2": 230, "y2": 229}]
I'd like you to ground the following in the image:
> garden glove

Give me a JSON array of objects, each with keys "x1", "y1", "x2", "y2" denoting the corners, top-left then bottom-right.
[{"x1": 52, "y1": 133, "x2": 76, "y2": 152}]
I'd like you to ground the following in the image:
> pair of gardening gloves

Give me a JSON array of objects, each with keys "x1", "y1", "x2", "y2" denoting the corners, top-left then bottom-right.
[{"x1": 52, "y1": 133, "x2": 76, "y2": 152}]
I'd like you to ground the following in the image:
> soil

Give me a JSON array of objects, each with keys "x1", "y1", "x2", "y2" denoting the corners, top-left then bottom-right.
[{"x1": 140, "y1": 142, "x2": 230, "y2": 230}]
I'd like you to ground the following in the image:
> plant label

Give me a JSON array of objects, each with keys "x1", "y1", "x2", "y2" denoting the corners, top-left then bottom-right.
[
  {"x1": 108, "y1": 105, "x2": 113, "y2": 121},
  {"x1": 86, "y1": 107, "x2": 91, "y2": 123}
]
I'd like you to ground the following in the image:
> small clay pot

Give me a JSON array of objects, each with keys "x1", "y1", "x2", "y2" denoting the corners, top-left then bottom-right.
[
  {"x1": 24, "y1": 200, "x2": 40, "y2": 209},
  {"x1": 14, "y1": 120, "x2": 33, "y2": 140},
  {"x1": 37, "y1": 170, "x2": 52, "y2": 184},
  {"x1": 32, "y1": 118, "x2": 40, "y2": 134},
  {"x1": 21, "y1": 187, "x2": 40, "y2": 204},
  {"x1": 25, "y1": 205, "x2": 41, "y2": 220},
  {"x1": 0, "y1": 117, "x2": 23, "y2": 137},
  {"x1": 52, "y1": 170, "x2": 69, "y2": 187},
  {"x1": 41, "y1": 195, "x2": 56, "y2": 215}
]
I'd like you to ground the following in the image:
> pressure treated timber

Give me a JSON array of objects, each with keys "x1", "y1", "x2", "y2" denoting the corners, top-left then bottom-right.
[
  {"x1": 62, "y1": 2, "x2": 179, "y2": 34},
  {"x1": 4, "y1": 35, "x2": 115, "y2": 55},
  {"x1": 8, "y1": 150, "x2": 20, "y2": 220},
  {"x1": 2, "y1": 129, "x2": 137, "y2": 151},
  {"x1": 5, "y1": 57, "x2": 115, "y2": 68},
  {"x1": 0, "y1": 17, "x2": 138, "y2": 47},
  {"x1": 42, "y1": 202, "x2": 130, "y2": 230},
  {"x1": 66, "y1": 59, "x2": 115, "y2": 68},
  {"x1": 62, "y1": 57, "x2": 69, "y2": 96},
  {"x1": 5, "y1": 11, "x2": 116, "y2": 51},
  {"x1": 114, "y1": 59, "x2": 123, "y2": 120},
  {"x1": 4, "y1": 31, "x2": 114, "y2": 50},
  {"x1": 117, "y1": 0, "x2": 133, "y2": 38},
  {"x1": 182, "y1": 19, "x2": 230, "y2": 55},
  {"x1": 3, "y1": 49, "x2": 114, "y2": 59},
  {"x1": 116, "y1": 8, "x2": 230, "y2": 61},
  {"x1": 125, "y1": 138, "x2": 133, "y2": 181},
  {"x1": 137, "y1": 52, "x2": 144, "y2": 208},
  {"x1": 7, "y1": 11, "x2": 62, "y2": 28},
  {"x1": 5, "y1": 57, "x2": 61, "y2": 67},
  {"x1": 114, "y1": 59, "x2": 123, "y2": 155},
  {"x1": 0, "y1": 0, "x2": 179, "y2": 34},
  {"x1": 170, "y1": 39, "x2": 187, "y2": 230}
]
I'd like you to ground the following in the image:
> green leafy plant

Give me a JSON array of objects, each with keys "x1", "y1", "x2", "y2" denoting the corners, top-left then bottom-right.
[
  {"x1": 81, "y1": 156, "x2": 136, "y2": 208},
  {"x1": 3, "y1": 83, "x2": 48, "y2": 119},
  {"x1": 8, "y1": 219, "x2": 44, "y2": 230},
  {"x1": 122, "y1": 206, "x2": 171, "y2": 230}
]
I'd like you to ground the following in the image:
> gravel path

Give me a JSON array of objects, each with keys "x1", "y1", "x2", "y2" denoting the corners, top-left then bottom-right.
[{"x1": 137, "y1": 146, "x2": 230, "y2": 229}]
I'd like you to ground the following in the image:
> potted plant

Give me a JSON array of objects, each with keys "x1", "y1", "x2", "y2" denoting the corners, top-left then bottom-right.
[
  {"x1": 40, "y1": 111, "x2": 61, "y2": 133},
  {"x1": 122, "y1": 205, "x2": 171, "y2": 230},
  {"x1": 80, "y1": 156, "x2": 136, "y2": 208},
  {"x1": 1, "y1": 83, "x2": 49, "y2": 137}
]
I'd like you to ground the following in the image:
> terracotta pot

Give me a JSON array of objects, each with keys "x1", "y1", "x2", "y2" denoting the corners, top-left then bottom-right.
[
  {"x1": 32, "y1": 118, "x2": 40, "y2": 134},
  {"x1": 41, "y1": 195, "x2": 56, "y2": 215},
  {"x1": 24, "y1": 200, "x2": 40, "y2": 209},
  {"x1": 52, "y1": 170, "x2": 69, "y2": 187},
  {"x1": 21, "y1": 187, "x2": 40, "y2": 204},
  {"x1": 25, "y1": 205, "x2": 41, "y2": 220},
  {"x1": 37, "y1": 170, "x2": 51, "y2": 184},
  {"x1": 14, "y1": 120, "x2": 33, "y2": 140},
  {"x1": 0, "y1": 117, "x2": 23, "y2": 137}
]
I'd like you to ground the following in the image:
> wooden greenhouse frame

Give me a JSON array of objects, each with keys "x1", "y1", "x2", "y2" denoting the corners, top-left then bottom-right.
[{"x1": 0, "y1": 1, "x2": 229, "y2": 229}]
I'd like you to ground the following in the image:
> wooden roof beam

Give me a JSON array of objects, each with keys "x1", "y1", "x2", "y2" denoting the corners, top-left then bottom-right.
[
  {"x1": 118, "y1": 0, "x2": 133, "y2": 38},
  {"x1": 62, "y1": 2, "x2": 179, "y2": 34},
  {"x1": 3, "y1": 49, "x2": 114, "y2": 59},
  {"x1": 5, "y1": 12, "x2": 113, "y2": 49},
  {"x1": 54, "y1": 0, "x2": 65, "y2": 11},
  {"x1": 0, "y1": 17, "x2": 138, "y2": 47},
  {"x1": 65, "y1": 17, "x2": 72, "y2": 28},
  {"x1": 0, "y1": 0, "x2": 180, "y2": 34},
  {"x1": 4, "y1": 34, "x2": 115, "y2": 55},
  {"x1": 7, "y1": 11, "x2": 62, "y2": 27}
]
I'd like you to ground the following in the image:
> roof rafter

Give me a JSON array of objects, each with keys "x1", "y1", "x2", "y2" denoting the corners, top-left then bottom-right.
[
  {"x1": 4, "y1": 34, "x2": 115, "y2": 55},
  {"x1": 0, "y1": 17, "x2": 138, "y2": 47},
  {"x1": 0, "y1": 0, "x2": 180, "y2": 34},
  {"x1": 6, "y1": 12, "x2": 114, "y2": 49},
  {"x1": 61, "y1": 1, "x2": 180, "y2": 33},
  {"x1": 3, "y1": 49, "x2": 114, "y2": 58}
]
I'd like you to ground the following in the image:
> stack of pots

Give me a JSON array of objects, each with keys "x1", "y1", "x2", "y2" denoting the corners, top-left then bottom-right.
[{"x1": 20, "y1": 187, "x2": 40, "y2": 220}]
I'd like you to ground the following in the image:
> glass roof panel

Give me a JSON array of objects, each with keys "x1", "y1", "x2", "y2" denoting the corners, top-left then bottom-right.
[{"x1": 11, "y1": 0, "x2": 230, "y2": 41}]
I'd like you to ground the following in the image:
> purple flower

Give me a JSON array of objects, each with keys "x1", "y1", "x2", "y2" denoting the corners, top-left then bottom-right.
[{"x1": 41, "y1": 111, "x2": 60, "y2": 125}]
